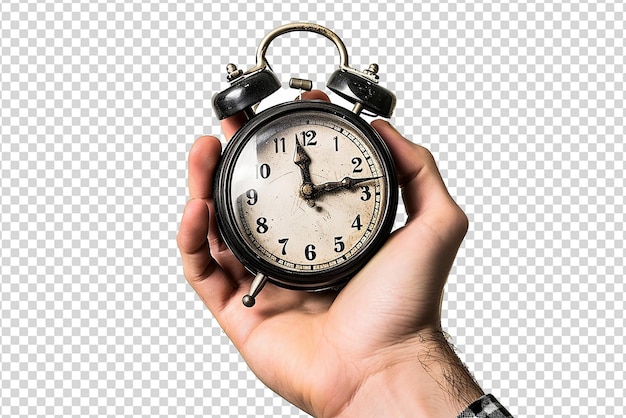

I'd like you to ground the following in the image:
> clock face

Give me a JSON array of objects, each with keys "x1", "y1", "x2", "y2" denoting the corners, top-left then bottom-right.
[{"x1": 215, "y1": 101, "x2": 398, "y2": 290}]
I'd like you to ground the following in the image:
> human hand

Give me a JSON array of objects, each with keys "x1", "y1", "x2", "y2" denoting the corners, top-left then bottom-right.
[{"x1": 178, "y1": 91, "x2": 483, "y2": 417}]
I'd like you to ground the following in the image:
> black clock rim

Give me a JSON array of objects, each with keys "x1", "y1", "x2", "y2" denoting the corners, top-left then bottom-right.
[{"x1": 214, "y1": 100, "x2": 399, "y2": 291}]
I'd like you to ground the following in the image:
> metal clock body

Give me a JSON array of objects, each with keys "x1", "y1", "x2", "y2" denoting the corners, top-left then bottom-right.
[
  {"x1": 211, "y1": 23, "x2": 399, "y2": 306},
  {"x1": 215, "y1": 100, "x2": 397, "y2": 294}
]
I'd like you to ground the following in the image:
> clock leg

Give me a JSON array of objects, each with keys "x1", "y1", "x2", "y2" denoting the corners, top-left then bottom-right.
[{"x1": 242, "y1": 272, "x2": 268, "y2": 307}]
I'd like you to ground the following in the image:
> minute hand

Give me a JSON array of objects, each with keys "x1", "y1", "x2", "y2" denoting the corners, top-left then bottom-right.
[{"x1": 313, "y1": 176, "x2": 381, "y2": 195}]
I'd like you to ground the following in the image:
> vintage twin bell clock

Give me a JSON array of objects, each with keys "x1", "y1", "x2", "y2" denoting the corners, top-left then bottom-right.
[{"x1": 212, "y1": 23, "x2": 399, "y2": 307}]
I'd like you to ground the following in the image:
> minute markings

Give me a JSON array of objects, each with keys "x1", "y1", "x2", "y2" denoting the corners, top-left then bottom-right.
[{"x1": 229, "y1": 111, "x2": 390, "y2": 275}]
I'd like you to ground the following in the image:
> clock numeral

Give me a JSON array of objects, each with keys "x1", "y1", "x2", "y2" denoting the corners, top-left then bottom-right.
[
  {"x1": 278, "y1": 238, "x2": 288, "y2": 255},
  {"x1": 273, "y1": 137, "x2": 286, "y2": 153},
  {"x1": 360, "y1": 185, "x2": 371, "y2": 201},
  {"x1": 304, "y1": 244, "x2": 317, "y2": 261},
  {"x1": 258, "y1": 163, "x2": 271, "y2": 179},
  {"x1": 297, "y1": 130, "x2": 317, "y2": 146},
  {"x1": 351, "y1": 214, "x2": 363, "y2": 231},
  {"x1": 256, "y1": 217, "x2": 268, "y2": 234},
  {"x1": 351, "y1": 157, "x2": 363, "y2": 173},
  {"x1": 246, "y1": 189, "x2": 258, "y2": 205},
  {"x1": 334, "y1": 237, "x2": 345, "y2": 253},
  {"x1": 333, "y1": 136, "x2": 339, "y2": 151}
]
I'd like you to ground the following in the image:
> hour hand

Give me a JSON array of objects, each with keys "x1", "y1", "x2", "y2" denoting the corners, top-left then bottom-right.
[
  {"x1": 313, "y1": 176, "x2": 381, "y2": 194},
  {"x1": 293, "y1": 138, "x2": 313, "y2": 184}
]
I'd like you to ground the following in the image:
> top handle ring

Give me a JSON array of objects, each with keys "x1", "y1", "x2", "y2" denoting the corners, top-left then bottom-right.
[
  {"x1": 245, "y1": 22, "x2": 350, "y2": 75},
  {"x1": 212, "y1": 23, "x2": 396, "y2": 119}
]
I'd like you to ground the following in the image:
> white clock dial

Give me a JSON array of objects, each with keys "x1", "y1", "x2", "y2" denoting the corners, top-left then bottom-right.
[{"x1": 229, "y1": 112, "x2": 387, "y2": 273}]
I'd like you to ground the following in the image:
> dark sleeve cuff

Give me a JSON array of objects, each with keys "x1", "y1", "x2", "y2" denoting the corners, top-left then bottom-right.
[{"x1": 457, "y1": 394, "x2": 513, "y2": 417}]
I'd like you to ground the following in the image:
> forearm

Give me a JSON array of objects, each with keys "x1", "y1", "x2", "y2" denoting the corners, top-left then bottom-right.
[{"x1": 334, "y1": 330, "x2": 484, "y2": 418}]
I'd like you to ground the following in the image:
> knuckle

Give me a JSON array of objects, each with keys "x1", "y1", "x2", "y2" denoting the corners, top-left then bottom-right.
[
  {"x1": 175, "y1": 229, "x2": 186, "y2": 251},
  {"x1": 413, "y1": 143, "x2": 436, "y2": 164},
  {"x1": 448, "y1": 205, "x2": 469, "y2": 239}
]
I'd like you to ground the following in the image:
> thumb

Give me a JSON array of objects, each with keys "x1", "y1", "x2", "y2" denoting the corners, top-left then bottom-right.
[{"x1": 371, "y1": 119, "x2": 468, "y2": 243}]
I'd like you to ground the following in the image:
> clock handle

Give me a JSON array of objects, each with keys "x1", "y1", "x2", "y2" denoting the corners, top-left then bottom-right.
[
  {"x1": 242, "y1": 273, "x2": 268, "y2": 308},
  {"x1": 213, "y1": 22, "x2": 345, "y2": 120},
  {"x1": 246, "y1": 22, "x2": 350, "y2": 74},
  {"x1": 212, "y1": 23, "x2": 396, "y2": 120}
]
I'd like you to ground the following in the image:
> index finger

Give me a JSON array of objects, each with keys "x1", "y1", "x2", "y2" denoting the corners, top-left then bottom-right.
[
  {"x1": 220, "y1": 112, "x2": 249, "y2": 141},
  {"x1": 371, "y1": 120, "x2": 468, "y2": 240},
  {"x1": 188, "y1": 135, "x2": 222, "y2": 200},
  {"x1": 371, "y1": 120, "x2": 450, "y2": 214}
]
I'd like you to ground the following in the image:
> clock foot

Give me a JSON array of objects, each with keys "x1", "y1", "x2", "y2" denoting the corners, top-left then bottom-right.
[{"x1": 242, "y1": 273, "x2": 268, "y2": 307}]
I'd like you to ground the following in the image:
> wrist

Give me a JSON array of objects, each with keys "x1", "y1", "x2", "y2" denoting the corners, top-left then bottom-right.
[{"x1": 333, "y1": 330, "x2": 484, "y2": 418}]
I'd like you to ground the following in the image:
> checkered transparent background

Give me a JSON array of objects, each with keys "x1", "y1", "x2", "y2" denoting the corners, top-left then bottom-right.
[{"x1": 1, "y1": 1, "x2": 624, "y2": 417}]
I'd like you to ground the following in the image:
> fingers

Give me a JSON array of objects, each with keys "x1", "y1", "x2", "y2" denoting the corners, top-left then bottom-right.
[
  {"x1": 177, "y1": 199, "x2": 213, "y2": 280},
  {"x1": 220, "y1": 112, "x2": 249, "y2": 141},
  {"x1": 299, "y1": 90, "x2": 330, "y2": 101},
  {"x1": 177, "y1": 198, "x2": 237, "y2": 313},
  {"x1": 371, "y1": 120, "x2": 468, "y2": 240},
  {"x1": 184, "y1": 135, "x2": 241, "y2": 312},
  {"x1": 188, "y1": 135, "x2": 222, "y2": 200},
  {"x1": 371, "y1": 120, "x2": 446, "y2": 214}
]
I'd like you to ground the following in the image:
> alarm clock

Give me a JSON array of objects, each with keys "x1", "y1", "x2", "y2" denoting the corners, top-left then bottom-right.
[{"x1": 212, "y1": 23, "x2": 398, "y2": 307}]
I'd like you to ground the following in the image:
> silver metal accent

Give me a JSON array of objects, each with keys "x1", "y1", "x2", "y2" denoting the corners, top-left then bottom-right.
[
  {"x1": 226, "y1": 63, "x2": 243, "y2": 82},
  {"x1": 362, "y1": 63, "x2": 380, "y2": 80},
  {"x1": 351, "y1": 64, "x2": 382, "y2": 114},
  {"x1": 242, "y1": 272, "x2": 268, "y2": 307},
  {"x1": 289, "y1": 78, "x2": 313, "y2": 91},
  {"x1": 352, "y1": 102, "x2": 364, "y2": 115}
]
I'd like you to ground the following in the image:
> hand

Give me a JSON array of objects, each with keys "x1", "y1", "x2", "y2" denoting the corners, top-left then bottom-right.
[
  {"x1": 312, "y1": 175, "x2": 381, "y2": 195},
  {"x1": 293, "y1": 137, "x2": 317, "y2": 206},
  {"x1": 293, "y1": 136, "x2": 313, "y2": 185},
  {"x1": 178, "y1": 91, "x2": 483, "y2": 417}
]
